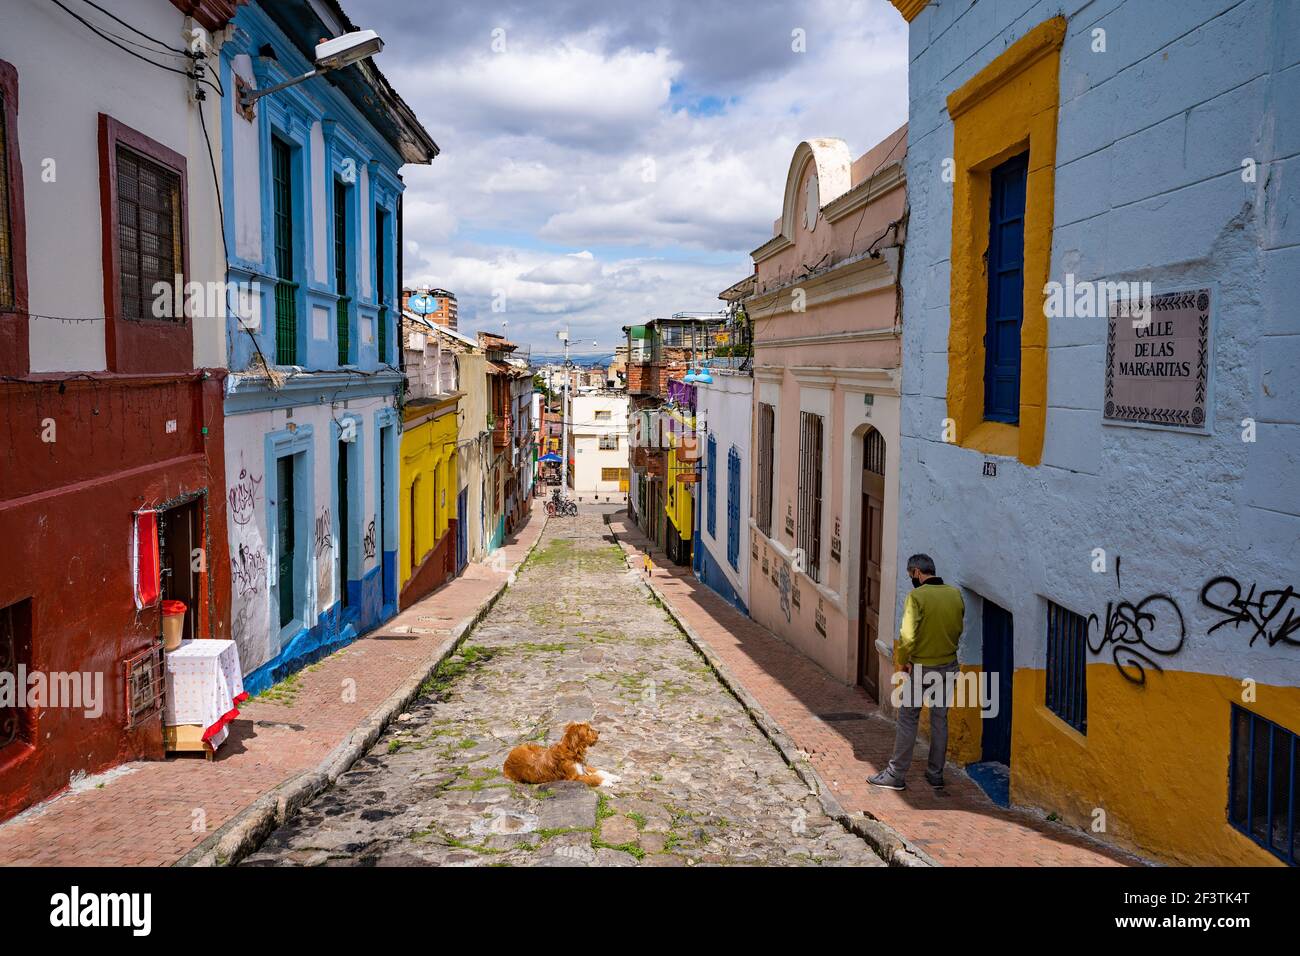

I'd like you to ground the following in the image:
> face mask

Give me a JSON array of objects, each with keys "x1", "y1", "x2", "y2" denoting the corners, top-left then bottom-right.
[{"x1": 910, "y1": 574, "x2": 922, "y2": 589}]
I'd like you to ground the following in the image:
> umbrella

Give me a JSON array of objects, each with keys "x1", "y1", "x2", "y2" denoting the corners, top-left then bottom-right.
[{"x1": 538, "y1": 452, "x2": 562, "y2": 463}]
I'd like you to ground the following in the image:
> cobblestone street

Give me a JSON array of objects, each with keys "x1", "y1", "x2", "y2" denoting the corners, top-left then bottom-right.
[{"x1": 243, "y1": 513, "x2": 884, "y2": 867}]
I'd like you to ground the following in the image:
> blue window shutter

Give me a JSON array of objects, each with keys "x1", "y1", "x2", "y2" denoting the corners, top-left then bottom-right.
[
  {"x1": 707, "y1": 435, "x2": 717, "y2": 538},
  {"x1": 727, "y1": 447, "x2": 740, "y2": 569},
  {"x1": 983, "y1": 151, "x2": 1028, "y2": 423}
]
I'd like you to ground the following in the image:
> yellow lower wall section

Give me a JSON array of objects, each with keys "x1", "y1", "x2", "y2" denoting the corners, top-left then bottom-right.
[
  {"x1": 1014, "y1": 666, "x2": 1297, "y2": 866},
  {"x1": 399, "y1": 411, "x2": 458, "y2": 589},
  {"x1": 914, "y1": 664, "x2": 1299, "y2": 865},
  {"x1": 917, "y1": 664, "x2": 985, "y2": 765}
]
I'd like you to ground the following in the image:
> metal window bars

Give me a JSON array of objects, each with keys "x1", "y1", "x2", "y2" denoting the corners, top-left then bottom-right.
[
  {"x1": 1230, "y1": 704, "x2": 1297, "y2": 866},
  {"x1": 124, "y1": 642, "x2": 165, "y2": 730},
  {"x1": 757, "y1": 403, "x2": 775, "y2": 537},
  {"x1": 797, "y1": 411, "x2": 823, "y2": 583},
  {"x1": 1046, "y1": 601, "x2": 1088, "y2": 734}
]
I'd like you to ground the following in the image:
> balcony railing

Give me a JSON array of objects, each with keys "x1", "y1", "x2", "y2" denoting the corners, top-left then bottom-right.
[
  {"x1": 274, "y1": 280, "x2": 298, "y2": 366},
  {"x1": 493, "y1": 412, "x2": 512, "y2": 449},
  {"x1": 336, "y1": 296, "x2": 350, "y2": 365}
]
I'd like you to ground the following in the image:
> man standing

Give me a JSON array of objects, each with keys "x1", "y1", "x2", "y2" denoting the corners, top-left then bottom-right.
[{"x1": 868, "y1": 554, "x2": 965, "y2": 791}]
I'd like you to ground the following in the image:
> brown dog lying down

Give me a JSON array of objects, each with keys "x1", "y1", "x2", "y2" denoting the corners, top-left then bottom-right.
[{"x1": 503, "y1": 722, "x2": 620, "y2": 787}]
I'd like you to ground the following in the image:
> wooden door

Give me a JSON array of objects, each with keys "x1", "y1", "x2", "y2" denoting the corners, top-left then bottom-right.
[{"x1": 857, "y1": 429, "x2": 885, "y2": 700}]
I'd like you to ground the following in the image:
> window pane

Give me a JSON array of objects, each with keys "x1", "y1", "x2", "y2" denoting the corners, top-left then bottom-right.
[
  {"x1": 1230, "y1": 708, "x2": 1249, "y2": 824},
  {"x1": 1251, "y1": 720, "x2": 1271, "y2": 844},
  {"x1": 1270, "y1": 727, "x2": 1291, "y2": 854},
  {"x1": 116, "y1": 146, "x2": 180, "y2": 321}
]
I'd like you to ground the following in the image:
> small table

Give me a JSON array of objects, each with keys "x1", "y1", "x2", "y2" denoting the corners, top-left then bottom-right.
[{"x1": 164, "y1": 639, "x2": 247, "y2": 758}]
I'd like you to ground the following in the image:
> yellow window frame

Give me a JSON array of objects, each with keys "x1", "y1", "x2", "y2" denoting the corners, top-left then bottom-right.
[{"x1": 945, "y1": 16, "x2": 1065, "y2": 466}]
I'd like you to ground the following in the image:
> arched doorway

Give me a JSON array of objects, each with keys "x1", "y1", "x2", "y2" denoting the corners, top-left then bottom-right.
[{"x1": 857, "y1": 428, "x2": 886, "y2": 700}]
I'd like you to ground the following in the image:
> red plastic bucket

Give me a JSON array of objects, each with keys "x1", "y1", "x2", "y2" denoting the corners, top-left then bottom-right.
[{"x1": 162, "y1": 600, "x2": 187, "y2": 650}]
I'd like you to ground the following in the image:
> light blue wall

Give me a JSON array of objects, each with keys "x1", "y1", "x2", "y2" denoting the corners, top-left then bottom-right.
[
  {"x1": 898, "y1": 0, "x2": 1300, "y2": 685},
  {"x1": 219, "y1": 1, "x2": 404, "y2": 375}
]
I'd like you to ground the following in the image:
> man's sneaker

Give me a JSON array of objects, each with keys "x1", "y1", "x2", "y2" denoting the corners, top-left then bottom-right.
[
  {"x1": 925, "y1": 770, "x2": 945, "y2": 788},
  {"x1": 867, "y1": 769, "x2": 906, "y2": 791}
]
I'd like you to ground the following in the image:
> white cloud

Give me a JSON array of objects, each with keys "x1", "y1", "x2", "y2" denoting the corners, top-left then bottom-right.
[{"x1": 360, "y1": 0, "x2": 909, "y2": 349}]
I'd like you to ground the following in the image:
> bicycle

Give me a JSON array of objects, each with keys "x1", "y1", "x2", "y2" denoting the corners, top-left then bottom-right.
[{"x1": 547, "y1": 488, "x2": 578, "y2": 517}]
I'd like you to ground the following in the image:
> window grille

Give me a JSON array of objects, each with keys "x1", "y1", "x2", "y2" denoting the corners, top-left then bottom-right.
[
  {"x1": 1230, "y1": 705, "x2": 1297, "y2": 866},
  {"x1": 1046, "y1": 601, "x2": 1088, "y2": 733},
  {"x1": 797, "y1": 411, "x2": 823, "y2": 582},
  {"x1": 116, "y1": 146, "x2": 182, "y2": 321},
  {"x1": 756, "y1": 403, "x2": 775, "y2": 536}
]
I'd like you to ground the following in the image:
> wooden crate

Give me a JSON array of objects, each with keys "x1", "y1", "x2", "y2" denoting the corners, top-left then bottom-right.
[{"x1": 164, "y1": 723, "x2": 214, "y2": 761}]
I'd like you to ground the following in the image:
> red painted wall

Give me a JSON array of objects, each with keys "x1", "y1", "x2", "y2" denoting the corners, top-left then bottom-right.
[
  {"x1": 399, "y1": 525, "x2": 455, "y2": 610},
  {"x1": 0, "y1": 371, "x2": 229, "y2": 822}
]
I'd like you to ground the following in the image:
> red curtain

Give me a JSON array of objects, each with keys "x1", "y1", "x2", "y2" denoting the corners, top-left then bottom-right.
[{"x1": 134, "y1": 509, "x2": 161, "y2": 609}]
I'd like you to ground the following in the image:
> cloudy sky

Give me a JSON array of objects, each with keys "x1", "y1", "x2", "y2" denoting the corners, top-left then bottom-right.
[{"x1": 348, "y1": 0, "x2": 909, "y2": 357}]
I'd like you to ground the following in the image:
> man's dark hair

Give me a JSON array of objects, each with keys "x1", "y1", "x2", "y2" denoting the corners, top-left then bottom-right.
[{"x1": 906, "y1": 553, "x2": 936, "y2": 576}]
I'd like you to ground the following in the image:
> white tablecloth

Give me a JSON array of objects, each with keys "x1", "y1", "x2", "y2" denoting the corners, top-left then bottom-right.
[{"x1": 164, "y1": 639, "x2": 247, "y2": 752}]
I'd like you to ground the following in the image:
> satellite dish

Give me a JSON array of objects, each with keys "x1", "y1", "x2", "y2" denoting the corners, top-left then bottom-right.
[{"x1": 407, "y1": 292, "x2": 437, "y2": 315}]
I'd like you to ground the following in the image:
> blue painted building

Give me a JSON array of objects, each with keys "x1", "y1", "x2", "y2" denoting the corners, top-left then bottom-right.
[
  {"x1": 692, "y1": 295, "x2": 753, "y2": 616},
  {"x1": 218, "y1": 0, "x2": 438, "y2": 692}
]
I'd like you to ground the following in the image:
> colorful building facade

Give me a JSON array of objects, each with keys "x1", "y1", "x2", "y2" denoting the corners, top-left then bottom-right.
[
  {"x1": 218, "y1": 0, "x2": 437, "y2": 692},
  {"x1": 890, "y1": 0, "x2": 1299, "y2": 865},
  {"x1": 742, "y1": 129, "x2": 907, "y2": 696},
  {"x1": 0, "y1": 0, "x2": 233, "y2": 820},
  {"x1": 692, "y1": 295, "x2": 753, "y2": 615},
  {"x1": 399, "y1": 395, "x2": 458, "y2": 607}
]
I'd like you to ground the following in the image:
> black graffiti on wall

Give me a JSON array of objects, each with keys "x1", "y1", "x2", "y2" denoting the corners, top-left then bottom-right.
[
  {"x1": 1200, "y1": 577, "x2": 1300, "y2": 650},
  {"x1": 314, "y1": 506, "x2": 333, "y2": 557},
  {"x1": 231, "y1": 544, "x2": 267, "y2": 599},
  {"x1": 363, "y1": 518, "x2": 377, "y2": 561},
  {"x1": 1087, "y1": 557, "x2": 1187, "y2": 686}
]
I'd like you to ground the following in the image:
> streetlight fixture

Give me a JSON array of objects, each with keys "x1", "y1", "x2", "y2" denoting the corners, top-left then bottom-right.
[{"x1": 239, "y1": 30, "x2": 384, "y2": 113}]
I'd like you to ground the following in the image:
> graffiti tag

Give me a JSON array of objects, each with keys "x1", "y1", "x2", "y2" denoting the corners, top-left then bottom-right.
[
  {"x1": 231, "y1": 544, "x2": 267, "y2": 598},
  {"x1": 778, "y1": 561, "x2": 792, "y2": 624},
  {"x1": 363, "y1": 517, "x2": 377, "y2": 561},
  {"x1": 1200, "y1": 577, "x2": 1300, "y2": 650},
  {"x1": 314, "y1": 506, "x2": 333, "y2": 557},
  {"x1": 1087, "y1": 558, "x2": 1185, "y2": 686},
  {"x1": 228, "y1": 464, "x2": 263, "y2": 527}
]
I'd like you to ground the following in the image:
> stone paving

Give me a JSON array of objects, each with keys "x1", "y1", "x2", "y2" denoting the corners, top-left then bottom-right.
[
  {"x1": 243, "y1": 513, "x2": 885, "y2": 867},
  {"x1": 606, "y1": 512, "x2": 1139, "y2": 868}
]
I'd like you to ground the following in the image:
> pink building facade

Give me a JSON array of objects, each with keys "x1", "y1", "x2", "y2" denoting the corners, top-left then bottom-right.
[{"x1": 745, "y1": 128, "x2": 907, "y2": 702}]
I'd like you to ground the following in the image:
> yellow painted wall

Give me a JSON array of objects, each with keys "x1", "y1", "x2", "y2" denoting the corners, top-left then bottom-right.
[
  {"x1": 399, "y1": 408, "x2": 458, "y2": 588},
  {"x1": 915, "y1": 664, "x2": 985, "y2": 765},
  {"x1": 1011, "y1": 667, "x2": 1299, "y2": 866},
  {"x1": 664, "y1": 411, "x2": 695, "y2": 539},
  {"x1": 915, "y1": 660, "x2": 1300, "y2": 866},
  {"x1": 945, "y1": 17, "x2": 1064, "y2": 466}
]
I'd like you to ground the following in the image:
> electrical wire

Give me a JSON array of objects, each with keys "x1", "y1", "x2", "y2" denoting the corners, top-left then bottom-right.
[
  {"x1": 49, "y1": 0, "x2": 223, "y2": 99},
  {"x1": 75, "y1": 0, "x2": 189, "y2": 54}
]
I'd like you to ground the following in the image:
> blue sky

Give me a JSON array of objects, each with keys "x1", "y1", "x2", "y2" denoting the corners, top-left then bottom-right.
[{"x1": 348, "y1": 0, "x2": 909, "y2": 353}]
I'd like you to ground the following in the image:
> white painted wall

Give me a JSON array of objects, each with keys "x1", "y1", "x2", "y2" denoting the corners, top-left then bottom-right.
[
  {"x1": 6, "y1": 0, "x2": 227, "y2": 372},
  {"x1": 224, "y1": 396, "x2": 388, "y2": 674},
  {"x1": 310, "y1": 121, "x2": 327, "y2": 283},
  {"x1": 569, "y1": 392, "x2": 628, "y2": 492},
  {"x1": 230, "y1": 54, "x2": 262, "y2": 266},
  {"x1": 899, "y1": 0, "x2": 1300, "y2": 686},
  {"x1": 696, "y1": 371, "x2": 753, "y2": 607}
]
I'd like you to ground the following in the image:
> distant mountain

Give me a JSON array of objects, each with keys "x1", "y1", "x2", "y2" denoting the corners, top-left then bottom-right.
[{"x1": 529, "y1": 352, "x2": 615, "y2": 367}]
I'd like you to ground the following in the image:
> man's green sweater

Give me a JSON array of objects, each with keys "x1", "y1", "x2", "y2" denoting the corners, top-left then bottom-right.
[{"x1": 896, "y1": 578, "x2": 964, "y2": 667}]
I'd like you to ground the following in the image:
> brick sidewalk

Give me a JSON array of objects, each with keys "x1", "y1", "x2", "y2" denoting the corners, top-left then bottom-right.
[
  {"x1": 607, "y1": 513, "x2": 1139, "y2": 867},
  {"x1": 0, "y1": 504, "x2": 546, "y2": 867}
]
